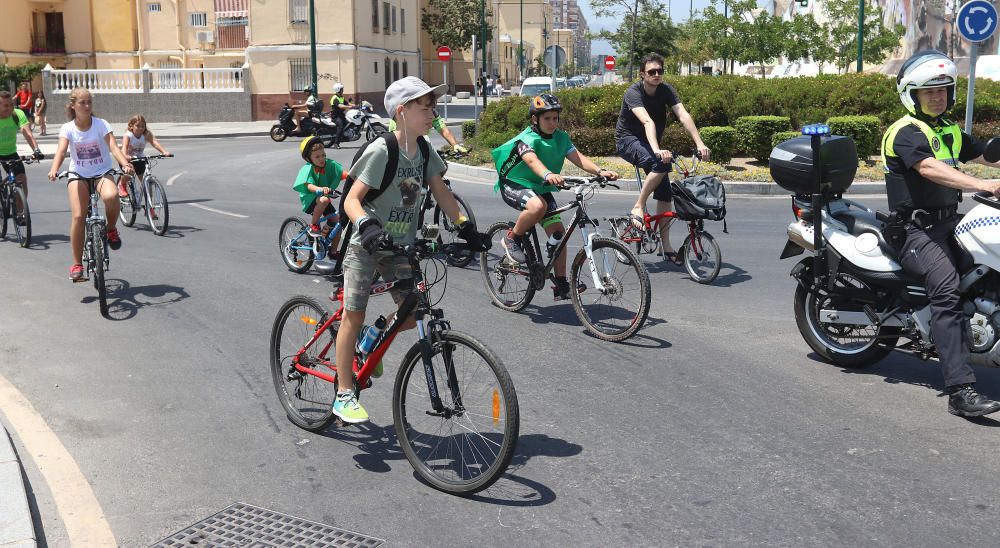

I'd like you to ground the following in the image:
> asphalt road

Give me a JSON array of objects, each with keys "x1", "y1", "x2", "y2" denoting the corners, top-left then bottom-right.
[{"x1": 3, "y1": 136, "x2": 1000, "y2": 547}]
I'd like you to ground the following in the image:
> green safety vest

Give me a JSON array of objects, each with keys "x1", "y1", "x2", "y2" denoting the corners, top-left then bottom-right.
[
  {"x1": 881, "y1": 115, "x2": 963, "y2": 212},
  {"x1": 491, "y1": 126, "x2": 570, "y2": 194}
]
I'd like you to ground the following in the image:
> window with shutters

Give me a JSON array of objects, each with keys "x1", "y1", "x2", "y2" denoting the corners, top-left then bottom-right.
[{"x1": 189, "y1": 12, "x2": 208, "y2": 27}]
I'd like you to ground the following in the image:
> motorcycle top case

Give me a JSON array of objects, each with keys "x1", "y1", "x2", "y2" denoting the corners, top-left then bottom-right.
[{"x1": 769, "y1": 135, "x2": 858, "y2": 195}]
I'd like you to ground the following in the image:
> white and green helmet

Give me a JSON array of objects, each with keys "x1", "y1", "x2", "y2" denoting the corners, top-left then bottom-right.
[{"x1": 896, "y1": 49, "x2": 957, "y2": 115}]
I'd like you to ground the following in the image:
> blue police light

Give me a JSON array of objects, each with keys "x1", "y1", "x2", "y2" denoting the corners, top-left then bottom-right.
[{"x1": 801, "y1": 124, "x2": 830, "y2": 136}]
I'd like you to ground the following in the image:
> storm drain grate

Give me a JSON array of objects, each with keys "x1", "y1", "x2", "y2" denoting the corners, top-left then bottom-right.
[{"x1": 151, "y1": 502, "x2": 384, "y2": 547}]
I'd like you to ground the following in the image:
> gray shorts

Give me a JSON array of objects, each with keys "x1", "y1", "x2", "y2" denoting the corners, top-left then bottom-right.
[{"x1": 342, "y1": 244, "x2": 412, "y2": 311}]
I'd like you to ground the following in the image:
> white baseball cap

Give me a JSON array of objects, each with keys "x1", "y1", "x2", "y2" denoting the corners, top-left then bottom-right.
[{"x1": 384, "y1": 77, "x2": 446, "y2": 120}]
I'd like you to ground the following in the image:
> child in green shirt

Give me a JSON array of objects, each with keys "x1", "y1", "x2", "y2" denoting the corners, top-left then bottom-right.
[{"x1": 293, "y1": 135, "x2": 345, "y2": 239}]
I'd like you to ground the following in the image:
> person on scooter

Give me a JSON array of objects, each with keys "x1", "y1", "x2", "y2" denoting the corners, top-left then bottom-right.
[
  {"x1": 329, "y1": 83, "x2": 354, "y2": 148},
  {"x1": 883, "y1": 49, "x2": 1000, "y2": 417},
  {"x1": 291, "y1": 84, "x2": 323, "y2": 135}
]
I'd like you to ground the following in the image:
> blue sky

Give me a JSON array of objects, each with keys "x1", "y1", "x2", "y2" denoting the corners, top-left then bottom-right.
[{"x1": 580, "y1": 0, "x2": 766, "y2": 55}]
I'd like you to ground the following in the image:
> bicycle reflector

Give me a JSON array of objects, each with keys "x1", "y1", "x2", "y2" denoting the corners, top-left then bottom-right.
[
  {"x1": 801, "y1": 124, "x2": 830, "y2": 136},
  {"x1": 300, "y1": 315, "x2": 318, "y2": 326},
  {"x1": 493, "y1": 389, "x2": 501, "y2": 425}
]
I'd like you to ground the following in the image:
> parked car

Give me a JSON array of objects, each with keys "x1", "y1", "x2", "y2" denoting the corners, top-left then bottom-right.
[{"x1": 519, "y1": 76, "x2": 554, "y2": 96}]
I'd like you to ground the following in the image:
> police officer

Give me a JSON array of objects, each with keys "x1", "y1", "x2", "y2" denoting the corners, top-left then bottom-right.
[
  {"x1": 329, "y1": 83, "x2": 353, "y2": 148},
  {"x1": 883, "y1": 50, "x2": 1000, "y2": 417}
]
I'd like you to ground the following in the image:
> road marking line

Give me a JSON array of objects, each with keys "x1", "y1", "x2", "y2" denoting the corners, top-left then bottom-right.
[
  {"x1": 166, "y1": 171, "x2": 186, "y2": 186},
  {"x1": 0, "y1": 373, "x2": 117, "y2": 546},
  {"x1": 189, "y1": 203, "x2": 248, "y2": 218}
]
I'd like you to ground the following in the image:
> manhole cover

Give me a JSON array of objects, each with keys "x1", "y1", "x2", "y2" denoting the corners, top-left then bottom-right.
[{"x1": 151, "y1": 502, "x2": 384, "y2": 547}]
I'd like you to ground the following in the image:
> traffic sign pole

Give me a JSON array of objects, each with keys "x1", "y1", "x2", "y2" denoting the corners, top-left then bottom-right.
[
  {"x1": 436, "y1": 46, "x2": 452, "y2": 122},
  {"x1": 966, "y1": 43, "x2": 978, "y2": 134}
]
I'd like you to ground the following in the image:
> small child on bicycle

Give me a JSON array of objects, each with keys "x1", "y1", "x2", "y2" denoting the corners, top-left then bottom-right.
[
  {"x1": 117, "y1": 114, "x2": 171, "y2": 199},
  {"x1": 387, "y1": 108, "x2": 467, "y2": 154},
  {"x1": 331, "y1": 76, "x2": 489, "y2": 424},
  {"x1": 491, "y1": 93, "x2": 619, "y2": 300},
  {"x1": 47, "y1": 87, "x2": 134, "y2": 281},
  {"x1": 293, "y1": 135, "x2": 345, "y2": 244}
]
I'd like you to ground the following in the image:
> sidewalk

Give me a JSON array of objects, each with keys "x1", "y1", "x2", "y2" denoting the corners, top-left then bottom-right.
[{"x1": 0, "y1": 422, "x2": 35, "y2": 548}]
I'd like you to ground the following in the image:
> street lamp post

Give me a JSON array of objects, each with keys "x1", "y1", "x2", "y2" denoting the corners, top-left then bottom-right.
[
  {"x1": 308, "y1": 0, "x2": 318, "y2": 93},
  {"x1": 519, "y1": 0, "x2": 524, "y2": 83},
  {"x1": 856, "y1": 0, "x2": 865, "y2": 72},
  {"x1": 481, "y1": 0, "x2": 487, "y2": 112}
]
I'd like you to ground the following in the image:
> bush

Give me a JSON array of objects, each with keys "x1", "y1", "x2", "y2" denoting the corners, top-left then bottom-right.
[
  {"x1": 661, "y1": 125, "x2": 696, "y2": 155},
  {"x1": 461, "y1": 120, "x2": 477, "y2": 139},
  {"x1": 771, "y1": 131, "x2": 802, "y2": 149},
  {"x1": 568, "y1": 127, "x2": 616, "y2": 156},
  {"x1": 826, "y1": 115, "x2": 881, "y2": 159},
  {"x1": 735, "y1": 116, "x2": 792, "y2": 161},
  {"x1": 700, "y1": 126, "x2": 736, "y2": 164}
]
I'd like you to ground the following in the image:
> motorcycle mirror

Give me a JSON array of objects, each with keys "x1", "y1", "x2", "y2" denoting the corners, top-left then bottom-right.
[{"x1": 984, "y1": 137, "x2": 1000, "y2": 163}]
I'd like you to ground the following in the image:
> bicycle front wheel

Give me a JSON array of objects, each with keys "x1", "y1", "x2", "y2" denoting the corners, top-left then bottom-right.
[
  {"x1": 0, "y1": 188, "x2": 8, "y2": 239},
  {"x1": 682, "y1": 230, "x2": 722, "y2": 284},
  {"x1": 144, "y1": 177, "x2": 169, "y2": 235},
  {"x1": 120, "y1": 179, "x2": 137, "y2": 227},
  {"x1": 12, "y1": 187, "x2": 30, "y2": 248},
  {"x1": 480, "y1": 221, "x2": 535, "y2": 312},
  {"x1": 433, "y1": 192, "x2": 476, "y2": 267},
  {"x1": 571, "y1": 237, "x2": 651, "y2": 342},
  {"x1": 393, "y1": 330, "x2": 519, "y2": 495},
  {"x1": 91, "y1": 224, "x2": 109, "y2": 317},
  {"x1": 279, "y1": 217, "x2": 314, "y2": 273},
  {"x1": 270, "y1": 296, "x2": 339, "y2": 431}
]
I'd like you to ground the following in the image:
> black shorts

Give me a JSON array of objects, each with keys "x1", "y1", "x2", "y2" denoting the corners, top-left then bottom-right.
[
  {"x1": 0, "y1": 154, "x2": 25, "y2": 178},
  {"x1": 305, "y1": 199, "x2": 337, "y2": 218},
  {"x1": 652, "y1": 177, "x2": 673, "y2": 202},
  {"x1": 130, "y1": 159, "x2": 147, "y2": 179},
  {"x1": 499, "y1": 180, "x2": 558, "y2": 219},
  {"x1": 617, "y1": 136, "x2": 673, "y2": 202}
]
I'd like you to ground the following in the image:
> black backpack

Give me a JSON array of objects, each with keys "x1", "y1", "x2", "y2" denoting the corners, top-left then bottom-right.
[
  {"x1": 670, "y1": 174, "x2": 729, "y2": 232},
  {"x1": 331, "y1": 132, "x2": 431, "y2": 274}
]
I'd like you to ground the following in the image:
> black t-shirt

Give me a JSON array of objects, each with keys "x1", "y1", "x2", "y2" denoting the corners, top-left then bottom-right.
[
  {"x1": 615, "y1": 81, "x2": 680, "y2": 143},
  {"x1": 886, "y1": 123, "x2": 983, "y2": 189}
]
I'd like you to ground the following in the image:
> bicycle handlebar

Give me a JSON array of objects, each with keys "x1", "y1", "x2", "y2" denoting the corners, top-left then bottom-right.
[
  {"x1": 129, "y1": 154, "x2": 174, "y2": 162},
  {"x1": 0, "y1": 156, "x2": 41, "y2": 167},
  {"x1": 560, "y1": 175, "x2": 619, "y2": 190},
  {"x1": 57, "y1": 169, "x2": 125, "y2": 180}
]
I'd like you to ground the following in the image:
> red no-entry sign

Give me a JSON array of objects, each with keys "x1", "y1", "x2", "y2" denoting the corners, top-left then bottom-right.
[
  {"x1": 437, "y1": 46, "x2": 452, "y2": 62},
  {"x1": 604, "y1": 55, "x2": 616, "y2": 70}
]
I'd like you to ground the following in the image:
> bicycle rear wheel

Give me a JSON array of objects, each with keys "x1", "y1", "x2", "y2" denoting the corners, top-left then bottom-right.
[
  {"x1": 570, "y1": 237, "x2": 651, "y2": 342},
  {"x1": 91, "y1": 224, "x2": 109, "y2": 317},
  {"x1": 393, "y1": 330, "x2": 519, "y2": 495},
  {"x1": 145, "y1": 177, "x2": 169, "y2": 235},
  {"x1": 0, "y1": 187, "x2": 8, "y2": 239},
  {"x1": 480, "y1": 221, "x2": 535, "y2": 312},
  {"x1": 12, "y1": 187, "x2": 30, "y2": 248},
  {"x1": 607, "y1": 216, "x2": 641, "y2": 264},
  {"x1": 433, "y1": 192, "x2": 476, "y2": 267},
  {"x1": 120, "y1": 178, "x2": 137, "y2": 227},
  {"x1": 279, "y1": 217, "x2": 315, "y2": 273},
  {"x1": 270, "y1": 296, "x2": 339, "y2": 431},
  {"x1": 682, "y1": 230, "x2": 722, "y2": 284}
]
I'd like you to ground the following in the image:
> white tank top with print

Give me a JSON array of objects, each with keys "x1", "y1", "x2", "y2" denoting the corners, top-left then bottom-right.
[{"x1": 126, "y1": 132, "x2": 147, "y2": 157}]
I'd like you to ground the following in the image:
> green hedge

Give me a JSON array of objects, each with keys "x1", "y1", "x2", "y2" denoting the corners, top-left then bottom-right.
[
  {"x1": 700, "y1": 126, "x2": 736, "y2": 164},
  {"x1": 568, "y1": 127, "x2": 616, "y2": 156},
  {"x1": 461, "y1": 120, "x2": 477, "y2": 139},
  {"x1": 736, "y1": 116, "x2": 792, "y2": 161},
  {"x1": 826, "y1": 115, "x2": 881, "y2": 159},
  {"x1": 771, "y1": 131, "x2": 802, "y2": 149}
]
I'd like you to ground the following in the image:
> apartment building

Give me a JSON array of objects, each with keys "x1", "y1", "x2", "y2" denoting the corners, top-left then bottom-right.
[{"x1": 549, "y1": 0, "x2": 589, "y2": 70}]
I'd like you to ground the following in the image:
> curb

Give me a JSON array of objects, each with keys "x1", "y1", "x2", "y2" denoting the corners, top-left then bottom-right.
[
  {"x1": 444, "y1": 161, "x2": 891, "y2": 195},
  {"x1": 0, "y1": 424, "x2": 35, "y2": 548}
]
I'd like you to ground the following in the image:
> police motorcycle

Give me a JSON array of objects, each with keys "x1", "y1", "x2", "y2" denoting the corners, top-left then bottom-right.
[
  {"x1": 775, "y1": 124, "x2": 1000, "y2": 369},
  {"x1": 269, "y1": 99, "x2": 338, "y2": 146},
  {"x1": 337, "y1": 100, "x2": 389, "y2": 144}
]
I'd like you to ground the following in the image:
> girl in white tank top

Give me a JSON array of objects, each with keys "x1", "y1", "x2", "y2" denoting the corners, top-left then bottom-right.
[{"x1": 118, "y1": 114, "x2": 171, "y2": 196}]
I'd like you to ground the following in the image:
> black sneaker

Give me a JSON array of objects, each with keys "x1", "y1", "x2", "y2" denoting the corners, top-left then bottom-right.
[
  {"x1": 501, "y1": 230, "x2": 527, "y2": 264},
  {"x1": 948, "y1": 384, "x2": 1000, "y2": 417},
  {"x1": 552, "y1": 277, "x2": 586, "y2": 301}
]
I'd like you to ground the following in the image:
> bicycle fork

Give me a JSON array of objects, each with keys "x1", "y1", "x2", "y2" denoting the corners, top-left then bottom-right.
[
  {"x1": 578, "y1": 226, "x2": 609, "y2": 293},
  {"x1": 415, "y1": 309, "x2": 462, "y2": 417}
]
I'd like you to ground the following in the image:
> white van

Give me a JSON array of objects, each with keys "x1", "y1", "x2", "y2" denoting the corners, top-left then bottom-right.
[{"x1": 519, "y1": 77, "x2": 554, "y2": 96}]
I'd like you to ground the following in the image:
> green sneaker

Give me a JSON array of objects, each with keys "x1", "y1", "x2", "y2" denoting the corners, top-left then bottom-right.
[{"x1": 332, "y1": 392, "x2": 369, "y2": 423}]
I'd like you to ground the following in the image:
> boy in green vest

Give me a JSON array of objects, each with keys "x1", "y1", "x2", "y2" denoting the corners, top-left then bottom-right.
[{"x1": 492, "y1": 94, "x2": 619, "y2": 300}]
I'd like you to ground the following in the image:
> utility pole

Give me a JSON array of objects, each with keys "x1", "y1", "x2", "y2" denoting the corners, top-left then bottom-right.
[
  {"x1": 856, "y1": 0, "x2": 864, "y2": 72},
  {"x1": 309, "y1": 0, "x2": 318, "y2": 93},
  {"x1": 481, "y1": 0, "x2": 487, "y2": 112},
  {"x1": 519, "y1": 0, "x2": 524, "y2": 83},
  {"x1": 628, "y1": 0, "x2": 638, "y2": 80}
]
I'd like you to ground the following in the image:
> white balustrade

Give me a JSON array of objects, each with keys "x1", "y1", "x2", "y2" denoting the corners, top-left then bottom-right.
[
  {"x1": 50, "y1": 69, "x2": 143, "y2": 94},
  {"x1": 149, "y1": 67, "x2": 244, "y2": 92}
]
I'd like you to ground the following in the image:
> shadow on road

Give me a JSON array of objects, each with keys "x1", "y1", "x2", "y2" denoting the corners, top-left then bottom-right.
[
  {"x1": 24, "y1": 233, "x2": 70, "y2": 250},
  {"x1": 645, "y1": 260, "x2": 752, "y2": 287},
  {"x1": 811, "y1": 351, "x2": 1000, "y2": 426},
  {"x1": 128, "y1": 223, "x2": 204, "y2": 239},
  {"x1": 82, "y1": 278, "x2": 191, "y2": 320}
]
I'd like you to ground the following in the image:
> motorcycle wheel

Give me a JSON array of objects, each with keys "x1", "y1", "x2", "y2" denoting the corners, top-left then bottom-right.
[
  {"x1": 367, "y1": 122, "x2": 388, "y2": 141},
  {"x1": 270, "y1": 125, "x2": 287, "y2": 142},
  {"x1": 319, "y1": 131, "x2": 336, "y2": 148},
  {"x1": 793, "y1": 266, "x2": 898, "y2": 369}
]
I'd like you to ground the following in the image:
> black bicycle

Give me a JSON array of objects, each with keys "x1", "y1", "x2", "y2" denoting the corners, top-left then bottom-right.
[
  {"x1": 120, "y1": 154, "x2": 171, "y2": 235},
  {"x1": 480, "y1": 176, "x2": 652, "y2": 342},
  {"x1": 59, "y1": 170, "x2": 120, "y2": 317},
  {"x1": 0, "y1": 155, "x2": 40, "y2": 248},
  {"x1": 420, "y1": 178, "x2": 477, "y2": 267}
]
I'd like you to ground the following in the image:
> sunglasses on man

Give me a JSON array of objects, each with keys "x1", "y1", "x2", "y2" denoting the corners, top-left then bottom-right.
[{"x1": 645, "y1": 68, "x2": 664, "y2": 76}]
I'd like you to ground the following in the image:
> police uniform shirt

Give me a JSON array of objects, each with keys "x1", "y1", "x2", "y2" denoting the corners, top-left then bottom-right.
[{"x1": 887, "y1": 123, "x2": 983, "y2": 187}]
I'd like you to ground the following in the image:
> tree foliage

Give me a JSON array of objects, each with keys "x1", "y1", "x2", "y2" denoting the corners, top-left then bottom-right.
[
  {"x1": 824, "y1": 0, "x2": 905, "y2": 73},
  {"x1": 0, "y1": 63, "x2": 45, "y2": 91},
  {"x1": 592, "y1": 0, "x2": 677, "y2": 78}
]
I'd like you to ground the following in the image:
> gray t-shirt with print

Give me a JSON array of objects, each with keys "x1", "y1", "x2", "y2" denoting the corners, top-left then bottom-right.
[{"x1": 348, "y1": 137, "x2": 447, "y2": 247}]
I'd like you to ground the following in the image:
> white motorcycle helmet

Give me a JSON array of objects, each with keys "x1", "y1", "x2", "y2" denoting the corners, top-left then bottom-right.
[
  {"x1": 896, "y1": 49, "x2": 957, "y2": 116},
  {"x1": 332, "y1": 82, "x2": 344, "y2": 94}
]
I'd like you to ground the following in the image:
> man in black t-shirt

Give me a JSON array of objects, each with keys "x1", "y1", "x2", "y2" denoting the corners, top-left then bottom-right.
[
  {"x1": 883, "y1": 50, "x2": 1000, "y2": 417},
  {"x1": 615, "y1": 53, "x2": 711, "y2": 264}
]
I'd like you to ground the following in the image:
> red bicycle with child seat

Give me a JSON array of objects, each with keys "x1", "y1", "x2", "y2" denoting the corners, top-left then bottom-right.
[
  {"x1": 607, "y1": 153, "x2": 723, "y2": 284},
  {"x1": 269, "y1": 234, "x2": 519, "y2": 495}
]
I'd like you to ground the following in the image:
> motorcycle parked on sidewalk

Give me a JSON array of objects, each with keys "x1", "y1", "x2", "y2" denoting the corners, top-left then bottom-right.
[
  {"x1": 337, "y1": 100, "x2": 388, "y2": 144},
  {"x1": 269, "y1": 104, "x2": 337, "y2": 147},
  {"x1": 774, "y1": 125, "x2": 1000, "y2": 370}
]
